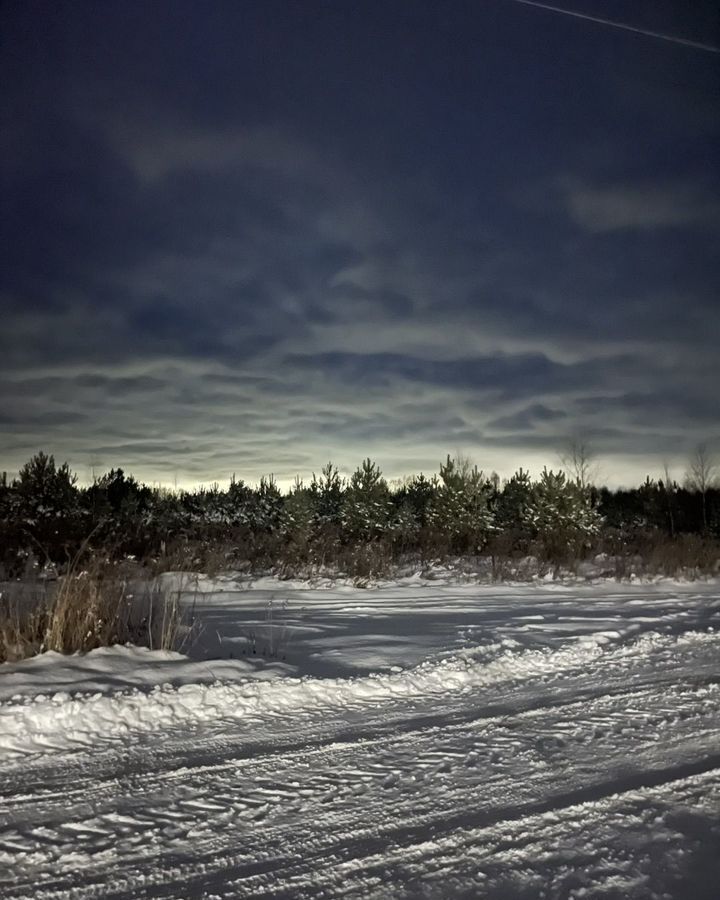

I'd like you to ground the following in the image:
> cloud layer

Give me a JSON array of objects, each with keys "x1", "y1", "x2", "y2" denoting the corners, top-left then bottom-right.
[{"x1": 1, "y1": 1, "x2": 718, "y2": 487}]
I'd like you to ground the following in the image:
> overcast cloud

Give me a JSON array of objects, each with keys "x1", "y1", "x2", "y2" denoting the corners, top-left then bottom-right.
[{"x1": 1, "y1": 0, "x2": 718, "y2": 487}]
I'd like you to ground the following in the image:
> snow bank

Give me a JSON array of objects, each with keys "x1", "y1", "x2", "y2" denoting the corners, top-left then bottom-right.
[
  {"x1": 1, "y1": 628, "x2": 716, "y2": 763},
  {"x1": 0, "y1": 644, "x2": 288, "y2": 702}
]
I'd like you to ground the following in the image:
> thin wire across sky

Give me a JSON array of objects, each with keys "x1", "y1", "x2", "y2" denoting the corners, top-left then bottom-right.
[{"x1": 503, "y1": 0, "x2": 720, "y2": 54}]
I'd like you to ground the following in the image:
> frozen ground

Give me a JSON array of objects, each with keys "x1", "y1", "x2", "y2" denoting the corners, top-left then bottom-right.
[{"x1": 1, "y1": 575, "x2": 719, "y2": 898}]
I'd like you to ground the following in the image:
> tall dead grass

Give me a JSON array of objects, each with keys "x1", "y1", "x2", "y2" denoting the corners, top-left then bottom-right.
[{"x1": 0, "y1": 554, "x2": 195, "y2": 664}]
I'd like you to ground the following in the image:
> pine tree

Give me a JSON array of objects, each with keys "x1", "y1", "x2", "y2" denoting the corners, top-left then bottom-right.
[
  {"x1": 495, "y1": 468, "x2": 534, "y2": 548},
  {"x1": 225, "y1": 475, "x2": 254, "y2": 527},
  {"x1": 395, "y1": 473, "x2": 436, "y2": 528},
  {"x1": 250, "y1": 476, "x2": 284, "y2": 532},
  {"x1": 428, "y1": 455, "x2": 495, "y2": 551},
  {"x1": 282, "y1": 477, "x2": 315, "y2": 550},
  {"x1": 342, "y1": 458, "x2": 391, "y2": 539},
  {"x1": 14, "y1": 452, "x2": 82, "y2": 558},
  {"x1": 528, "y1": 468, "x2": 601, "y2": 562},
  {"x1": 310, "y1": 462, "x2": 344, "y2": 528},
  {"x1": 16, "y1": 452, "x2": 78, "y2": 522}
]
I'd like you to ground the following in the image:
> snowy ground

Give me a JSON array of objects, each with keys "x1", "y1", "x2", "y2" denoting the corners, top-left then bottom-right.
[{"x1": 1, "y1": 574, "x2": 719, "y2": 898}]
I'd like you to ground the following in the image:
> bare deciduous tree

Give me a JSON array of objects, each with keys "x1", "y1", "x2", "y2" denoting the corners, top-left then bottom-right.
[
  {"x1": 685, "y1": 444, "x2": 717, "y2": 531},
  {"x1": 661, "y1": 460, "x2": 677, "y2": 538},
  {"x1": 560, "y1": 439, "x2": 599, "y2": 490}
]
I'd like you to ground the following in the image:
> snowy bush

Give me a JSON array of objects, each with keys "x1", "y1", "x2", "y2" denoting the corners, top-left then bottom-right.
[
  {"x1": 309, "y1": 462, "x2": 344, "y2": 529},
  {"x1": 528, "y1": 468, "x2": 602, "y2": 563},
  {"x1": 342, "y1": 458, "x2": 392, "y2": 540},
  {"x1": 9, "y1": 452, "x2": 84, "y2": 562},
  {"x1": 281, "y1": 479, "x2": 315, "y2": 548},
  {"x1": 394, "y1": 473, "x2": 436, "y2": 529},
  {"x1": 494, "y1": 468, "x2": 534, "y2": 548},
  {"x1": 428, "y1": 456, "x2": 495, "y2": 552},
  {"x1": 247, "y1": 476, "x2": 284, "y2": 532}
]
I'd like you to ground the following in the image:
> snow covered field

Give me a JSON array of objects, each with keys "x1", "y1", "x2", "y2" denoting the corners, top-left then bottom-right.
[{"x1": 1, "y1": 574, "x2": 719, "y2": 898}]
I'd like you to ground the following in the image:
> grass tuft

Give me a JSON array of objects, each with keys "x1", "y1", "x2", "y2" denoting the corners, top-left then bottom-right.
[{"x1": 0, "y1": 554, "x2": 195, "y2": 664}]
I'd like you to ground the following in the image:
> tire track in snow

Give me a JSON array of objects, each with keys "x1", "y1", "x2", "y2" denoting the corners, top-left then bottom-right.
[
  {"x1": 8, "y1": 762, "x2": 719, "y2": 899},
  {"x1": 251, "y1": 769, "x2": 720, "y2": 900},
  {"x1": 185, "y1": 767, "x2": 720, "y2": 900},
  {"x1": 2, "y1": 675, "x2": 719, "y2": 898},
  {"x1": 1, "y1": 648, "x2": 716, "y2": 810},
  {"x1": 2, "y1": 625, "x2": 720, "y2": 898}
]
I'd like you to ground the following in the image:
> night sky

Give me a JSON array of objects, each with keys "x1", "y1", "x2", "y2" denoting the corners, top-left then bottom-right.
[{"x1": 2, "y1": 0, "x2": 719, "y2": 488}]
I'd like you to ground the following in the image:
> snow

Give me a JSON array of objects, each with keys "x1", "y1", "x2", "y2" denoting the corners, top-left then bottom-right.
[{"x1": 1, "y1": 575, "x2": 719, "y2": 898}]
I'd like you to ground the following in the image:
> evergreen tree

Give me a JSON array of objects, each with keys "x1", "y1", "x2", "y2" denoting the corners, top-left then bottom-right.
[
  {"x1": 282, "y1": 477, "x2": 315, "y2": 550},
  {"x1": 636, "y1": 477, "x2": 668, "y2": 532},
  {"x1": 428, "y1": 455, "x2": 495, "y2": 551},
  {"x1": 16, "y1": 452, "x2": 78, "y2": 520},
  {"x1": 495, "y1": 468, "x2": 534, "y2": 548},
  {"x1": 342, "y1": 458, "x2": 391, "y2": 539},
  {"x1": 14, "y1": 452, "x2": 82, "y2": 557},
  {"x1": 528, "y1": 468, "x2": 601, "y2": 561},
  {"x1": 309, "y1": 462, "x2": 344, "y2": 528},
  {"x1": 395, "y1": 473, "x2": 437, "y2": 528},
  {"x1": 225, "y1": 475, "x2": 254, "y2": 527},
  {"x1": 387, "y1": 499, "x2": 420, "y2": 549},
  {"x1": 249, "y1": 476, "x2": 284, "y2": 532},
  {"x1": 143, "y1": 487, "x2": 189, "y2": 546}
]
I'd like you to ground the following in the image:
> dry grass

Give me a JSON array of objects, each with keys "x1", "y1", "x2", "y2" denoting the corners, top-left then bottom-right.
[
  {"x1": 594, "y1": 530, "x2": 720, "y2": 580},
  {"x1": 640, "y1": 533, "x2": 720, "y2": 577},
  {"x1": 0, "y1": 555, "x2": 195, "y2": 664}
]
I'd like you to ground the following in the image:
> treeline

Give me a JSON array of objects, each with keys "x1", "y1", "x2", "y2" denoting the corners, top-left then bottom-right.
[{"x1": 0, "y1": 451, "x2": 718, "y2": 578}]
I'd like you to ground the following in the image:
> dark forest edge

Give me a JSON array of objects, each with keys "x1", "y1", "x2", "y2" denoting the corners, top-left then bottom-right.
[
  {"x1": 1, "y1": 450, "x2": 718, "y2": 663},
  {"x1": 2, "y1": 450, "x2": 719, "y2": 581}
]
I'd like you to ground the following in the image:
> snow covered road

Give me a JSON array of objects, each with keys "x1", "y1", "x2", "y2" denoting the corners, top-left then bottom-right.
[{"x1": 1, "y1": 578, "x2": 719, "y2": 898}]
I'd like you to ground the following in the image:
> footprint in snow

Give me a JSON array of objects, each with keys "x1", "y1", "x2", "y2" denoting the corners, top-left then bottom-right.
[{"x1": 382, "y1": 772, "x2": 399, "y2": 789}]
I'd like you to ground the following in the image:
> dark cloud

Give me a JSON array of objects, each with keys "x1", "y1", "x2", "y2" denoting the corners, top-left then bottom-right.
[
  {"x1": 488, "y1": 404, "x2": 568, "y2": 432},
  {"x1": 0, "y1": 411, "x2": 87, "y2": 427},
  {"x1": 1, "y1": 0, "x2": 718, "y2": 486},
  {"x1": 288, "y1": 350, "x2": 567, "y2": 393},
  {"x1": 574, "y1": 391, "x2": 720, "y2": 427}
]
